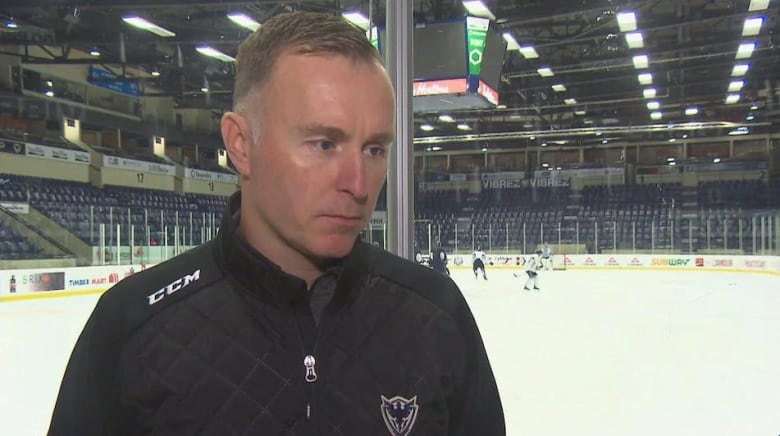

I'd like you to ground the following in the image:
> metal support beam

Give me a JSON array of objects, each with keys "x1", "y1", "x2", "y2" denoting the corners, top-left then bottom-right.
[{"x1": 385, "y1": 0, "x2": 414, "y2": 260}]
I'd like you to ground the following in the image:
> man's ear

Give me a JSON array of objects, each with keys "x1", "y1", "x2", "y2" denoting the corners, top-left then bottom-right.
[{"x1": 221, "y1": 112, "x2": 252, "y2": 177}]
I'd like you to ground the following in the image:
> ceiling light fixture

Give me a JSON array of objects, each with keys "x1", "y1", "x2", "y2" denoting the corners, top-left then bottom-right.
[
  {"x1": 519, "y1": 46, "x2": 539, "y2": 59},
  {"x1": 625, "y1": 32, "x2": 644, "y2": 49},
  {"x1": 632, "y1": 54, "x2": 648, "y2": 69},
  {"x1": 122, "y1": 15, "x2": 176, "y2": 37},
  {"x1": 462, "y1": 1, "x2": 496, "y2": 20},
  {"x1": 650, "y1": 111, "x2": 662, "y2": 120},
  {"x1": 638, "y1": 73, "x2": 653, "y2": 85},
  {"x1": 728, "y1": 80, "x2": 745, "y2": 92},
  {"x1": 537, "y1": 67, "x2": 554, "y2": 77},
  {"x1": 438, "y1": 114, "x2": 455, "y2": 123},
  {"x1": 552, "y1": 84, "x2": 567, "y2": 92},
  {"x1": 749, "y1": 0, "x2": 770, "y2": 11},
  {"x1": 643, "y1": 88, "x2": 657, "y2": 99},
  {"x1": 725, "y1": 94, "x2": 741, "y2": 104},
  {"x1": 685, "y1": 107, "x2": 698, "y2": 116},
  {"x1": 646, "y1": 101, "x2": 660, "y2": 110},
  {"x1": 502, "y1": 32, "x2": 520, "y2": 51},
  {"x1": 736, "y1": 42, "x2": 756, "y2": 59},
  {"x1": 420, "y1": 124, "x2": 435, "y2": 131},
  {"x1": 742, "y1": 17, "x2": 764, "y2": 36},
  {"x1": 617, "y1": 11, "x2": 637, "y2": 32},
  {"x1": 731, "y1": 63, "x2": 750, "y2": 76},
  {"x1": 342, "y1": 11, "x2": 370, "y2": 30},
  {"x1": 196, "y1": 45, "x2": 235, "y2": 62},
  {"x1": 227, "y1": 12, "x2": 261, "y2": 31}
]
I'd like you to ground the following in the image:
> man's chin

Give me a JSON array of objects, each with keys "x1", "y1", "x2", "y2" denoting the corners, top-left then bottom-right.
[{"x1": 307, "y1": 234, "x2": 358, "y2": 261}]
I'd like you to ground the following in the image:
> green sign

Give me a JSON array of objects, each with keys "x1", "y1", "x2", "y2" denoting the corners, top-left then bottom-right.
[
  {"x1": 368, "y1": 27, "x2": 380, "y2": 52},
  {"x1": 466, "y1": 16, "x2": 489, "y2": 76}
]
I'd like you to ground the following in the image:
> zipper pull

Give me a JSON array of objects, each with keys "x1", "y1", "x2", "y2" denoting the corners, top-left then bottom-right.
[{"x1": 304, "y1": 354, "x2": 317, "y2": 383}]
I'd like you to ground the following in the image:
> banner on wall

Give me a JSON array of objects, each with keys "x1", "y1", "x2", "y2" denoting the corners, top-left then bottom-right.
[
  {"x1": 25, "y1": 143, "x2": 90, "y2": 164},
  {"x1": 0, "y1": 264, "x2": 149, "y2": 296},
  {"x1": 0, "y1": 201, "x2": 29, "y2": 214},
  {"x1": 103, "y1": 155, "x2": 174, "y2": 175},
  {"x1": 0, "y1": 138, "x2": 26, "y2": 155},
  {"x1": 184, "y1": 167, "x2": 238, "y2": 184}
]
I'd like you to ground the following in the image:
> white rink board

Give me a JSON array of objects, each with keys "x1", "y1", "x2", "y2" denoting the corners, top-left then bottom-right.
[{"x1": 0, "y1": 266, "x2": 779, "y2": 436}]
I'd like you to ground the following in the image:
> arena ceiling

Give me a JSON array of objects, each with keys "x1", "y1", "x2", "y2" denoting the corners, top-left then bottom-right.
[{"x1": 0, "y1": 0, "x2": 778, "y2": 151}]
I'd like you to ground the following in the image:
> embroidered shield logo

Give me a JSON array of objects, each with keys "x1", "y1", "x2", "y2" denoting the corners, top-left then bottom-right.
[{"x1": 380, "y1": 395, "x2": 419, "y2": 436}]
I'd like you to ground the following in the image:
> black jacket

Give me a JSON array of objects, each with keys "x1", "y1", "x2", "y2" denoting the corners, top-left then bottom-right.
[{"x1": 49, "y1": 195, "x2": 505, "y2": 435}]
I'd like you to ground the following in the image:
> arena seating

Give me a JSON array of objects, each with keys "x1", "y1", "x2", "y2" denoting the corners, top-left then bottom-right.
[
  {"x1": 0, "y1": 172, "x2": 776, "y2": 259},
  {"x1": 0, "y1": 221, "x2": 42, "y2": 259}
]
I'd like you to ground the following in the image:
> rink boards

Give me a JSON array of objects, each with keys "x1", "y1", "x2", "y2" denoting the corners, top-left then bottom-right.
[{"x1": 0, "y1": 254, "x2": 777, "y2": 302}]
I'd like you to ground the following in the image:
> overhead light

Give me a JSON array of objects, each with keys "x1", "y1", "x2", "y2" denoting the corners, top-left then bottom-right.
[
  {"x1": 668, "y1": 161, "x2": 677, "y2": 166},
  {"x1": 617, "y1": 11, "x2": 637, "y2": 32},
  {"x1": 668, "y1": 138, "x2": 676, "y2": 143},
  {"x1": 584, "y1": 119, "x2": 594, "y2": 125},
  {"x1": 227, "y1": 12, "x2": 261, "y2": 31},
  {"x1": 44, "y1": 90, "x2": 54, "y2": 97},
  {"x1": 150, "y1": 68, "x2": 160, "y2": 77},
  {"x1": 750, "y1": 104, "x2": 759, "y2": 110},
  {"x1": 595, "y1": 131, "x2": 602, "y2": 136},
  {"x1": 496, "y1": 104, "x2": 507, "y2": 109},
  {"x1": 420, "y1": 124, "x2": 435, "y2": 131},
  {"x1": 749, "y1": 0, "x2": 770, "y2": 11},
  {"x1": 196, "y1": 45, "x2": 235, "y2": 62},
  {"x1": 632, "y1": 54, "x2": 649, "y2": 69},
  {"x1": 481, "y1": 147, "x2": 488, "y2": 152},
  {"x1": 602, "y1": 139, "x2": 608, "y2": 144},
  {"x1": 540, "y1": 141, "x2": 548, "y2": 147},
  {"x1": 537, "y1": 67, "x2": 554, "y2": 77},
  {"x1": 685, "y1": 107, "x2": 698, "y2": 116},
  {"x1": 682, "y1": 134, "x2": 689, "y2": 139},
  {"x1": 713, "y1": 157, "x2": 721, "y2": 163},
  {"x1": 643, "y1": 88, "x2": 657, "y2": 99},
  {"x1": 529, "y1": 136, "x2": 535, "y2": 140},
  {"x1": 742, "y1": 17, "x2": 764, "y2": 36},
  {"x1": 729, "y1": 127, "x2": 749, "y2": 135},
  {"x1": 552, "y1": 84, "x2": 567, "y2": 92},
  {"x1": 122, "y1": 15, "x2": 176, "y2": 37},
  {"x1": 638, "y1": 73, "x2": 653, "y2": 85},
  {"x1": 728, "y1": 80, "x2": 745, "y2": 92},
  {"x1": 5, "y1": 20, "x2": 17, "y2": 29},
  {"x1": 502, "y1": 32, "x2": 520, "y2": 51},
  {"x1": 625, "y1": 32, "x2": 644, "y2": 49},
  {"x1": 519, "y1": 46, "x2": 539, "y2": 59},
  {"x1": 564, "y1": 98, "x2": 577, "y2": 105},
  {"x1": 89, "y1": 48, "x2": 100, "y2": 56},
  {"x1": 651, "y1": 111, "x2": 662, "y2": 120},
  {"x1": 746, "y1": 114, "x2": 755, "y2": 121},
  {"x1": 736, "y1": 42, "x2": 756, "y2": 59},
  {"x1": 666, "y1": 156, "x2": 676, "y2": 162},
  {"x1": 342, "y1": 11, "x2": 370, "y2": 30},
  {"x1": 431, "y1": 146, "x2": 443, "y2": 151},
  {"x1": 45, "y1": 80, "x2": 53, "y2": 87},
  {"x1": 201, "y1": 86, "x2": 209, "y2": 93},
  {"x1": 457, "y1": 123, "x2": 471, "y2": 131},
  {"x1": 438, "y1": 114, "x2": 455, "y2": 123},
  {"x1": 646, "y1": 101, "x2": 660, "y2": 110},
  {"x1": 725, "y1": 94, "x2": 741, "y2": 104},
  {"x1": 462, "y1": 1, "x2": 496, "y2": 20},
  {"x1": 574, "y1": 109, "x2": 587, "y2": 115},
  {"x1": 731, "y1": 63, "x2": 750, "y2": 76},
  {"x1": 542, "y1": 162, "x2": 550, "y2": 168}
]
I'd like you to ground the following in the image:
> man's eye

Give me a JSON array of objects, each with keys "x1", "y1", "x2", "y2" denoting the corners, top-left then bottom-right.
[
  {"x1": 366, "y1": 146, "x2": 386, "y2": 157},
  {"x1": 315, "y1": 140, "x2": 335, "y2": 151}
]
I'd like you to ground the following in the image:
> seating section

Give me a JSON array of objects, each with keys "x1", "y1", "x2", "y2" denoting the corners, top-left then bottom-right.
[
  {"x1": 0, "y1": 221, "x2": 42, "y2": 259},
  {"x1": 1, "y1": 173, "x2": 777, "y2": 259}
]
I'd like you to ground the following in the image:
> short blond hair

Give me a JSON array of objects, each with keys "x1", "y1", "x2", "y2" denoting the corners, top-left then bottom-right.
[{"x1": 233, "y1": 11, "x2": 383, "y2": 110}]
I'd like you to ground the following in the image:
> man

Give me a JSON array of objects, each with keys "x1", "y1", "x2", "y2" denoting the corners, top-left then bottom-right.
[
  {"x1": 521, "y1": 250, "x2": 543, "y2": 290},
  {"x1": 541, "y1": 242, "x2": 553, "y2": 271},
  {"x1": 471, "y1": 246, "x2": 488, "y2": 280},
  {"x1": 429, "y1": 241, "x2": 450, "y2": 276},
  {"x1": 49, "y1": 12, "x2": 504, "y2": 436}
]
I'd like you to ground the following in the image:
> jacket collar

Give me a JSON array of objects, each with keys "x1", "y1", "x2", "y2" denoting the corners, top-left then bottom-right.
[{"x1": 214, "y1": 192, "x2": 371, "y2": 308}]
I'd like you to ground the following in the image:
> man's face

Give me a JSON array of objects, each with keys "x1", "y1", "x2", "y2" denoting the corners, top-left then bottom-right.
[{"x1": 236, "y1": 52, "x2": 395, "y2": 265}]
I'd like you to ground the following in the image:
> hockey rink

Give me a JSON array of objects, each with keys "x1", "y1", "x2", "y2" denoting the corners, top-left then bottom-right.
[{"x1": 2, "y1": 268, "x2": 779, "y2": 436}]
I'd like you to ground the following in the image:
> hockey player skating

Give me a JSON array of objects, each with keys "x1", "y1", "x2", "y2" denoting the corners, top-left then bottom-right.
[
  {"x1": 472, "y1": 246, "x2": 488, "y2": 280},
  {"x1": 541, "y1": 242, "x2": 553, "y2": 271},
  {"x1": 513, "y1": 250, "x2": 542, "y2": 290},
  {"x1": 430, "y1": 242, "x2": 450, "y2": 276}
]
